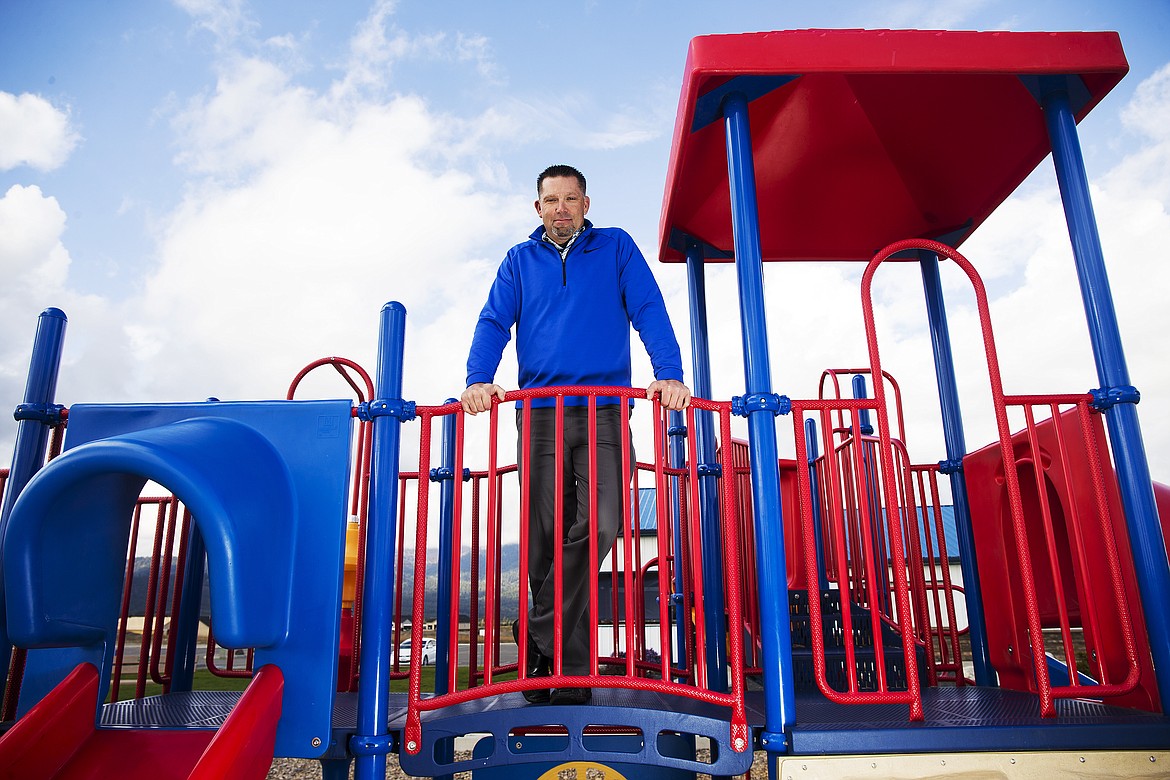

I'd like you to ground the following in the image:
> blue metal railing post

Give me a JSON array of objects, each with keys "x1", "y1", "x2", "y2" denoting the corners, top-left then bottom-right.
[
  {"x1": 666, "y1": 407, "x2": 690, "y2": 680},
  {"x1": 168, "y1": 521, "x2": 206, "y2": 692},
  {"x1": 852, "y1": 375, "x2": 872, "y2": 434},
  {"x1": 0, "y1": 307, "x2": 68, "y2": 691},
  {"x1": 1042, "y1": 79, "x2": 1170, "y2": 708},
  {"x1": 353, "y1": 302, "x2": 408, "y2": 780},
  {"x1": 684, "y1": 237, "x2": 729, "y2": 688},
  {"x1": 852, "y1": 376, "x2": 889, "y2": 617},
  {"x1": 723, "y1": 91, "x2": 795, "y2": 746},
  {"x1": 804, "y1": 419, "x2": 829, "y2": 593},
  {"x1": 919, "y1": 253, "x2": 995, "y2": 685},
  {"x1": 435, "y1": 406, "x2": 458, "y2": 692},
  {"x1": 432, "y1": 404, "x2": 458, "y2": 780}
]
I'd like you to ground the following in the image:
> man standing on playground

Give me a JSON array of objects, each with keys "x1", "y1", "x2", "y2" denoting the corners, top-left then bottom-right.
[{"x1": 461, "y1": 164, "x2": 690, "y2": 704}]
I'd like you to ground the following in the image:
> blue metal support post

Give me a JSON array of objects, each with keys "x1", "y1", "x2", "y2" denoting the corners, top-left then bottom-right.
[
  {"x1": 684, "y1": 237, "x2": 729, "y2": 688},
  {"x1": 723, "y1": 92, "x2": 796, "y2": 747},
  {"x1": 353, "y1": 302, "x2": 409, "y2": 780},
  {"x1": 919, "y1": 254, "x2": 996, "y2": 686},
  {"x1": 0, "y1": 307, "x2": 67, "y2": 692},
  {"x1": 1042, "y1": 79, "x2": 1170, "y2": 709}
]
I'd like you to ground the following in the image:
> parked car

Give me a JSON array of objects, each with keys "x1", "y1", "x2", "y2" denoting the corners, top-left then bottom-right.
[{"x1": 397, "y1": 637, "x2": 436, "y2": 665}]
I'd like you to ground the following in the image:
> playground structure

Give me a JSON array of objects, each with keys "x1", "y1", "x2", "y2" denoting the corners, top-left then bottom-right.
[{"x1": 2, "y1": 27, "x2": 1170, "y2": 780}]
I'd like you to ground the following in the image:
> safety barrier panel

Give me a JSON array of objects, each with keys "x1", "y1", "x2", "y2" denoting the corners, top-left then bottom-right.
[
  {"x1": 864, "y1": 238, "x2": 1148, "y2": 716},
  {"x1": 904, "y1": 463, "x2": 969, "y2": 686},
  {"x1": 966, "y1": 396, "x2": 1149, "y2": 711},
  {"x1": 394, "y1": 386, "x2": 750, "y2": 758},
  {"x1": 814, "y1": 367, "x2": 968, "y2": 687},
  {"x1": 792, "y1": 396, "x2": 925, "y2": 720}
]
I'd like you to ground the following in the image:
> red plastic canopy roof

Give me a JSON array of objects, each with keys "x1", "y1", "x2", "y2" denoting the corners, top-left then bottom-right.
[{"x1": 658, "y1": 29, "x2": 1128, "y2": 262}]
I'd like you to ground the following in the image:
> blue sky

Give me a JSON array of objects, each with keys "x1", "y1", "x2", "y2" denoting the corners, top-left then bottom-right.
[{"x1": 2, "y1": 1, "x2": 1170, "y2": 484}]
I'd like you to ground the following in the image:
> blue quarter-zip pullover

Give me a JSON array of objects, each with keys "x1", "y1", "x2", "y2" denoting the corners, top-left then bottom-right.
[{"x1": 466, "y1": 220, "x2": 683, "y2": 405}]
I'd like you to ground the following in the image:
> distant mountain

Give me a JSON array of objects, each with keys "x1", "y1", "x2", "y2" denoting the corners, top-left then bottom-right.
[
  {"x1": 127, "y1": 557, "x2": 211, "y2": 619},
  {"x1": 359, "y1": 542, "x2": 523, "y2": 619}
]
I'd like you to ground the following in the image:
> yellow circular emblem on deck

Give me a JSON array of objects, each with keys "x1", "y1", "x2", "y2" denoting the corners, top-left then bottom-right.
[{"x1": 537, "y1": 761, "x2": 628, "y2": 780}]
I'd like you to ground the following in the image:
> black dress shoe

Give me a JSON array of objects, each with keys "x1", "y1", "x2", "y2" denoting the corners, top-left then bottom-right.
[
  {"x1": 512, "y1": 619, "x2": 551, "y2": 704},
  {"x1": 550, "y1": 687, "x2": 592, "y2": 705}
]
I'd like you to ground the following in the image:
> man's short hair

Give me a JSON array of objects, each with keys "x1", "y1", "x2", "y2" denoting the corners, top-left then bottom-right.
[{"x1": 537, "y1": 164, "x2": 586, "y2": 195}]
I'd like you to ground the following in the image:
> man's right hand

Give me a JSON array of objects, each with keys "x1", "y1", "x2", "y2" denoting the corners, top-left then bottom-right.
[{"x1": 461, "y1": 383, "x2": 506, "y2": 415}]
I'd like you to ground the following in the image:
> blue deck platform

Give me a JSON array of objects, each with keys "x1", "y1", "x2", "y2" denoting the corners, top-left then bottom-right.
[{"x1": 98, "y1": 685, "x2": 1170, "y2": 759}]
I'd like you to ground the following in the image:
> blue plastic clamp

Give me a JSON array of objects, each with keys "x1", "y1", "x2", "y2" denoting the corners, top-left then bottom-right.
[
  {"x1": 759, "y1": 729, "x2": 788, "y2": 751},
  {"x1": 429, "y1": 466, "x2": 471, "y2": 482},
  {"x1": 1089, "y1": 385, "x2": 1140, "y2": 411},
  {"x1": 731, "y1": 393, "x2": 791, "y2": 417},
  {"x1": 349, "y1": 732, "x2": 397, "y2": 757},
  {"x1": 696, "y1": 463, "x2": 723, "y2": 477},
  {"x1": 357, "y1": 398, "x2": 417, "y2": 422},
  {"x1": 667, "y1": 423, "x2": 688, "y2": 437},
  {"x1": 12, "y1": 402, "x2": 66, "y2": 425},
  {"x1": 938, "y1": 458, "x2": 964, "y2": 475}
]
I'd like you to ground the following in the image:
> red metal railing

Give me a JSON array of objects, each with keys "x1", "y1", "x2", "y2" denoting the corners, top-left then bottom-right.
[
  {"x1": 998, "y1": 395, "x2": 1142, "y2": 704},
  {"x1": 398, "y1": 387, "x2": 749, "y2": 756},
  {"x1": 728, "y1": 442, "x2": 762, "y2": 677},
  {"x1": 905, "y1": 463, "x2": 969, "y2": 686},
  {"x1": 863, "y1": 238, "x2": 1141, "y2": 715},
  {"x1": 793, "y1": 397, "x2": 925, "y2": 720}
]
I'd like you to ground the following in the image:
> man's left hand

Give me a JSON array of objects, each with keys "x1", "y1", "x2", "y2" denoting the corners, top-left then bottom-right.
[{"x1": 647, "y1": 379, "x2": 692, "y2": 411}]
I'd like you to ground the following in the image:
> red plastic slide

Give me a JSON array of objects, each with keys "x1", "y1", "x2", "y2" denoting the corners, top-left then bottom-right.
[{"x1": 0, "y1": 663, "x2": 284, "y2": 780}]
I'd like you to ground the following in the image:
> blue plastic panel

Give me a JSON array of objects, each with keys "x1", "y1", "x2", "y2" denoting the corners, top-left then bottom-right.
[{"x1": 3, "y1": 400, "x2": 353, "y2": 758}]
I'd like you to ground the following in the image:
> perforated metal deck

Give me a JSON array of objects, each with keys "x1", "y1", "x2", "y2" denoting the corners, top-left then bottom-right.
[
  {"x1": 98, "y1": 684, "x2": 1170, "y2": 764},
  {"x1": 100, "y1": 691, "x2": 242, "y2": 729},
  {"x1": 790, "y1": 687, "x2": 1170, "y2": 754}
]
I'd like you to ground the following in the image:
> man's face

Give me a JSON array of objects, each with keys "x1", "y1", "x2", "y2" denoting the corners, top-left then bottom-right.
[{"x1": 535, "y1": 176, "x2": 590, "y2": 244}]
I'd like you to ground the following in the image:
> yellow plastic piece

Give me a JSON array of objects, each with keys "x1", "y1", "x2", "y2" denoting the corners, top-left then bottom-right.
[
  {"x1": 341, "y1": 519, "x2": 360, "y2": 609},
  {"x1": 537, "y1": 761, "x2": 629, "y2": 780}
]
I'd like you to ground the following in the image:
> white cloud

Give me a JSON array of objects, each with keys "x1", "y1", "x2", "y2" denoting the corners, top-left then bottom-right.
[
  {"x1": 0, "y1": 93, "x2": 80, "y2": 172},
  {"x1": 0, "y1": 186, "x2": 117, "y2": 413},
  {"x1": 334, "y1": 1, "x2": 502, "y2": 97},
  {"x1": 126, "y1": 37, "x2": 529, "y2": 407},
  {"x1": 0, "y1": 185, "x2": 69, "y2": 284},
  {"x1": 173, "y1": 57, "x2": 325, "y2": 175},
  {"x1": 173, "y1": 0, "x2": 257, "y2": 47},
  {"x1": 1114, "y1": 63, "x2": 1170, "y2": 204}
]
